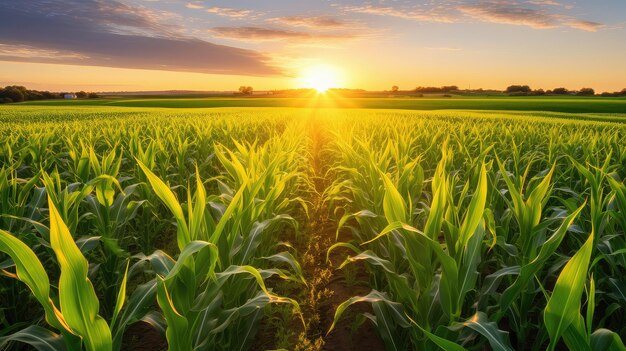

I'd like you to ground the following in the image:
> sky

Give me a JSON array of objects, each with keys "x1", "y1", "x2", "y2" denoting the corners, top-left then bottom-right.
[{"x1": 0, "y1": 0, "x2": 625, "y2": 92}]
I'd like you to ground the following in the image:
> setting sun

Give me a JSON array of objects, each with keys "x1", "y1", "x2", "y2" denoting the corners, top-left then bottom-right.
[{"x1": 299, "y1": 64, "x2": 342, "y2": 93}]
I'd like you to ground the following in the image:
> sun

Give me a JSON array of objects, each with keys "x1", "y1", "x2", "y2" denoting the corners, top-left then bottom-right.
[{"x1": 299, "y1": 64, "x2": 342, "y2": 93}]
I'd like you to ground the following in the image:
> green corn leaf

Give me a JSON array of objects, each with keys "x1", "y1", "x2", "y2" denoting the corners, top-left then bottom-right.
[
  {"x1": 136, "y1": 158, "x2": 190, "y2": 250},
  {"x1": 111, "y1": 280, "x2": 158, "y2": 350},
  {"x1": 163, "y1": 240, "x2": 218, "y2": 281},
  {"x1": 371, "y1": 301, "x2": 410, "y2": 351},
  {"x1": 361, "y1": 221, "x2": 422, "y2": 246},
  {"x1": 0, "y1": 229, "x2": 71, "y2": 334},
  {"x1": 156, "y1": 277, "x2": 191, "y2": 351},
  {"x1": 501, "y1": 203, "x2": 585, "y2": 312},
  {"x1": 457, "y1": 223, "x2": 485, "y2": 308},
  {"x1": 457, "y1": 163, "x2": 487, "y2": 250},
  {"x1": 0, "y1": 325, "x2": 66, "y2": 351},
  {"x1": 326, "y1": 242, "x2": 361, "y2": 262},
  {"x1": 328, "y1": 290, "x2": 409, "y2": 351},
  {"x1": 562, "y1": 314, "x2": 591, "y2": 351},
  {"x1": 190, "y1": 164, "x2": 207, "y2": 241},
  {"x1": 526, "y1": 163, "x2": 555, "y2": 223},
  {"x1": 457, "y1": 312, "x2": 514, "y2": 351},
  {"x1": 421, "y1": 329, "x2": 467, "y2": 351},
  {"x1": 586, "y1": 275, "x2": 595, "y2": 335},
  {"x1": 215, "y1": 265, "x2": 303, "y2": 323},
  {"x1": 110, "y1": 259, "x2": 130, "y2": 329},
  {"x1": 338, "y1": 251, "x2": 408, "y2": 283},
  {"x1": 210, "y1": 293, "x2": 270, "y2": 351},
  {"x1": 426, "y1": 237, "x2": 459, "y2": 319},
  {"x1": 210, "y1": 179, "x2": 248, "y2": 244},
  {"x1": 336, "y1": 210, "x2": 377, "y2": 240},
  {"x1": 544, "y1": 229, "x2": 594, "y2": 351},
  {"x1": 591, "y1": 329, "x2": 626, "y2": 351},
  {"x1": 379, "y1": 170, "x2": 407, "y2": 224},
  {"x1": 49, "y1": 198, "x2": 112, "y2": 351},
  {"x1": 406, "y1": 313, "x2": 467, "y2": 351},
  {"x1": 259, "y1": 251, "x2": 306, "y2": 285}
]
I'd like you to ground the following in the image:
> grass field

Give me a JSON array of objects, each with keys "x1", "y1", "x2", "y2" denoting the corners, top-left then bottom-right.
[
  {"x1": 1, "y1": 100, "x2": 626, "y2": 351},
  {"x1": 17, "y1": 95, "x2": 626, "y2": 113}
]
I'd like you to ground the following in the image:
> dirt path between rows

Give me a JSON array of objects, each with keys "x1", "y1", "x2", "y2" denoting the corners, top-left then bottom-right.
[
  {"x1": 125, "y1": 115, "x2": 387, "y2": 351},
  {"x1": 285, "y1": 116, "x2": 386, "y2": 351}
]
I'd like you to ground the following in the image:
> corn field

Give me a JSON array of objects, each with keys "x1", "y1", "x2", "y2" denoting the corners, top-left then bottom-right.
[{"x1": 1, "y1": 106, "x2": 626, "y2": 351}]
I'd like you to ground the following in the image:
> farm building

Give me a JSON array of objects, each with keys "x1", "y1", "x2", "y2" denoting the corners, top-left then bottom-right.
[{"x1": 64, "y1": 93, "x2": 77, "y2": 99}]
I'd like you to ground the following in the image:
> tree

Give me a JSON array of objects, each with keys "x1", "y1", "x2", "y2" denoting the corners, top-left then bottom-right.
[
  {"x1": 552, "y1": 87, "x2": 569, "y2": 95},
  {"x1": 76, "y1": 91, "x2": 88, "y2": 98},
  {"x1": 506, "y1": 85, "x2": 532, "y2": 93},
  {"x1": 577, "y1": 88, "x2": 595, "y2": 96},
  {"x1": 27, "y1": 91, "x2": 43, "y2": 100},
  {"x1": 41, "y1": 91, "x2": 56, "y2": 99},
  {"x1": 88, "y1": 92, "x2": 99, "y2": 99},
  {"x1": 0, "y1": 86, "x2": 62, "y2": 102},
  {"x1": 391, "y1": 85, "x2": 399, "y2": 92},
  {"x1": 0, "y1": 86, "x2": 25, "y2": 103},
  {"x1": 414, "y1": 86, "x2": 459, "y2": 93},
  {"x1": 238, "y1": 86, "x2": 253, "y2": 95}
]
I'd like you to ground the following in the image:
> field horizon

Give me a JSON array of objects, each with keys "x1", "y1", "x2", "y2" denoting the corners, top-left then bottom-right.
[{"x1": 12, "y1": 95, "x2": 626, "y2": 115}]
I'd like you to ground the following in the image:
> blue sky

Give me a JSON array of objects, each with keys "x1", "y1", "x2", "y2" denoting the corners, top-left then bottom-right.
[{"x1": 0, "y1": 0, "x2": 624, "y2": 91}]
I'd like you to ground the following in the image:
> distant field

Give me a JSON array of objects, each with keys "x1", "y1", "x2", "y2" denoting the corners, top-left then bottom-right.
[{"x1": 16, "y1": 95, "x2": 626, "y2": 113}]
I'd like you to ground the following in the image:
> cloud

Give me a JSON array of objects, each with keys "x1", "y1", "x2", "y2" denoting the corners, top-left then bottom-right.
[
  {"x1": 341, "y1": 5, "x2": 456, "y2": 23},
  {"x1": 458, "y1": 1, "x2": 604, "y2": 31},
  {"x1": 0, "y1": 44, "x2": 88, "y2": 60},
  {"x1": 206, "y1": 7, "x2": 252, "y2": 18},
  {"x1": 458, "y1": 1, "x2": 559, "y2": 29},
  {"x1": 209, "y1": 26, "x2": 358, "y2": 42},
  {"x1": 0, "y1": 0, "x2": 280, "y2": 76},
  {"x1": 566, "y1": 19, "x2": 605, "y2": 32},
  {"x1": 185, "y1": 3, "x2": 204, "y2": 9},
  {"x1": 458, "y1": 0, "x2": 605, "y2": 32},
  {"x1": 342, "y1": 1, "x2": 604, "y2": 32},
  {"x1": 526, "y1": 0, "x2": 561, "y2": 6},
  {"x1": 273, "y1": 16, "x2": 354, "y2": 29}
]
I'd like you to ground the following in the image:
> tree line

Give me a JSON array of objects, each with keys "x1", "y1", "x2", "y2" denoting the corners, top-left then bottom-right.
[
  {"x1": 386, "y1": 85, "x2": 626, "y2": 97},
  {"x1": 0, "y1": 86, "x2": 99, "y2": 103},
  {"x1": 505, "y1": 85, "x2": 626, "y2": 97},
  {"x1": 505, "y1": 85, "x2": 603, "y2": 96}
]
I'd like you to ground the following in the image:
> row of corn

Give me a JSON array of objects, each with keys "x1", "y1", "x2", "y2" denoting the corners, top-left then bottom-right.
[
  {"x1": 326, "y1": 111, "x2": 626, "y2": 350},
  {"x1": 0, "y1": 108, "x2": 309, "y2": 350}
]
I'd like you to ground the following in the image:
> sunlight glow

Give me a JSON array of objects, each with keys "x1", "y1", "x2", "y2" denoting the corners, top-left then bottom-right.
[{"x1": 299, "y1": 64, "x2": 342, "y2": 93}]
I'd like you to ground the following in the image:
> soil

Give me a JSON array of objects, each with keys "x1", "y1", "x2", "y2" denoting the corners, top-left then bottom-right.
[
  {"x1": 304, "y1": 115, "x2": 386, "y2": 351},
  {"x1": 122, "y1": 321, "x2": 167, "y2": 351},
  {"x1": 253, "y1": 115, "x2": 386, "y2": 351},
  {"x1": 320, "y1": 229, "x2": 387, "y2": 351}
]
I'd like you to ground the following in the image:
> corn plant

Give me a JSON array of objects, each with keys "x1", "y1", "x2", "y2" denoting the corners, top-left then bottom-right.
[
  {"x1": 0, "y1": 198, "x2": 155, "y2": 351},
  {"x1": 324, "y1": 114, "x2": 626, "y2": 350},
  {"x1": 136, "y1": 131, "x2": 307, "y2": 350}
]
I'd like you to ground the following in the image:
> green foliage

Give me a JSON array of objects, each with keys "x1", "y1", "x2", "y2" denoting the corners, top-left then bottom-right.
[
  {"x1": 325, "y1": 110, "x2": 626, "y2": 350},
  {"x1": 2, "y1": 105, "x2": 626, "y2": 351},
  {"x1": 0, "y1": 107, "x2": 308, "y2": 350}
]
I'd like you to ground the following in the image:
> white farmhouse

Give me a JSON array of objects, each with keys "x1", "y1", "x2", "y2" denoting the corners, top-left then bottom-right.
[{"x1": 64, "y1": 93, "x2": 77, "y2": 99}]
